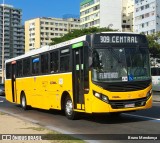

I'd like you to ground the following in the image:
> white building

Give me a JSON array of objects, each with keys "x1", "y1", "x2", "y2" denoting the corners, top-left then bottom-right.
[
  {"x1": 134, "y1": 0, "x2": 160, "y2": 34},
  {"x1": 122, "y1": 0, "x2": 134, "y2": 32},
  {"x1": 80, "y1": 0, "x2": 122, "y2": 31}
]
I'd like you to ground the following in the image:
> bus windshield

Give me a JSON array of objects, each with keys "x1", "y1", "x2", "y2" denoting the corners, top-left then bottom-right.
[{"x1": 92, "y1": 47, "x2": 150, "y2": 82}]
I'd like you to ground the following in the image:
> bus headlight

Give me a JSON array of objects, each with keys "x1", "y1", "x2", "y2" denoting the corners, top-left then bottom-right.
[
  {"x1": 146, "y1": 89, "x2": 152, "y2": 100},
  {"x1": 93, "y1": 91, "x2": 109, "y2": 103},
  {"x1": 94, "y1": 92, "x2": 101, "y2": 98},
  {"x1": 102, "y1": 95, "x2": 109, "y2": 103}
]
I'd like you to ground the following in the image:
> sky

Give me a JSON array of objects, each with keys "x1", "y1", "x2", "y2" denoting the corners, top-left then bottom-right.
[{"x1": 1, "y1": 0, "x2": 82, "y2": 24}]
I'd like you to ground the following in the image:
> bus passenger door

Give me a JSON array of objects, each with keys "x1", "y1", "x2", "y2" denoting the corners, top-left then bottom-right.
[
  {"x1": 11, "y1": 61, "x2": 17, "y2": 102},
  {"x1": 72, "y1": 43, "x2": 85, "y2": 110}
]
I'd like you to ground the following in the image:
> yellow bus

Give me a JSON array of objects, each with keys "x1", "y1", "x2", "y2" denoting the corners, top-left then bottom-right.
[{"x1": 5, "y1": 32, "x2": 152, "y2": 119}]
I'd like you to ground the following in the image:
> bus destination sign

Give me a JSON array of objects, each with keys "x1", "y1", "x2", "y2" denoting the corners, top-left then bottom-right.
[{"x1": 94, "y1": 34, "x2": 145, "y2": 44}]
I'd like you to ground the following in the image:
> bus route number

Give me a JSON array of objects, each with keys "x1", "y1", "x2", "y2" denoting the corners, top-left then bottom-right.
[{"x1": 100, "y1": 36, "x2": 110, "y2": 43}]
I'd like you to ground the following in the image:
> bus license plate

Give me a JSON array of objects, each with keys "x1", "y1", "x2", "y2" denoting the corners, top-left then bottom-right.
[{"x1": 125, "y1": 103, "x2": 135, "y2": 108}]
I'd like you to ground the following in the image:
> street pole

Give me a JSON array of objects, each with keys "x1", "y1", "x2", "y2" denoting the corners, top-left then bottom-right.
[{"x1": 2, "y1": 0, "x2": 4, "y2": 83}]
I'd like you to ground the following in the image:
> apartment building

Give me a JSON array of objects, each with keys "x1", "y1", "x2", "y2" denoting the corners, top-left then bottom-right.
[
  {"x1": 134, "y1": 0, "x2": 160, "y2": 34},
  {"x1": 80, "y1": 0, "x2": 122, "y2": 31},
  {"x1": 25, "y1": 17, "x2": 80, "y2": 52},
  {"x1": 0, "y1": 4, "x2": 24, "y2": 80},
  {"x1": 122, "y1": 0, "x2": 134, "y2": 32}
]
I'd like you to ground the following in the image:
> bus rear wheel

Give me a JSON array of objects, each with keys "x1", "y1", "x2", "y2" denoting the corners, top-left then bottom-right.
[
  {"x1": 64, "y1": 96, "x2": 78, "y2": 120},
  {"x1": 20, "y1": 94, "x2": 28, "y2": 110}
]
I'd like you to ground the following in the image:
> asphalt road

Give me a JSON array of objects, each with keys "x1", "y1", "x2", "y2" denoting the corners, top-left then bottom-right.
[{"x1": 0, "y1": 95, "x2": 160, "y2": 143}]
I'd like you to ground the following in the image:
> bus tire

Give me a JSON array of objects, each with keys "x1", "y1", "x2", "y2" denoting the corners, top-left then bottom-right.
[
  {"x1": 64, "y1": 96, "x2": 78, "y2": 120},
  {"x1": 20, "y1": 93, "x2": 28, "y2": 110}
]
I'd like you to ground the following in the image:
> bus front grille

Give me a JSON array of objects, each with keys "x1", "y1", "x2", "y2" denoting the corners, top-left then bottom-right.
[{"x1": 109, "y1": 97, "x2": 147, "y2": 109}]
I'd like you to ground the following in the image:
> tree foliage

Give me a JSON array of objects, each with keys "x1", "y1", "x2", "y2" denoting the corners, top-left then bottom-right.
[
  {"x1": 50, "y1": 27, "x2": 116, "y2": 45},
  {"x1": 146, "y1": 32, "x2": 160, "y2": 58}
]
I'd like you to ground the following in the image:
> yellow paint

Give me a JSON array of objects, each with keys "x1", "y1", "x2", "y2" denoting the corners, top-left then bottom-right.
[
  {"x1": 5, "y1": 71, "x2": 152, "y2": 114},
  {"x1": 77, "y1": 104, "x2": 82, "y2": 109}
]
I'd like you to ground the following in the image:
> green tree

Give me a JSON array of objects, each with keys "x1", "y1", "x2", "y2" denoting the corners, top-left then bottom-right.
[
  {"x1": 50, "y1": 27, "x2": 116, "y2": 45},
  {"x1": 146, "y1": 32, "x2": 160, "y2": 58}
]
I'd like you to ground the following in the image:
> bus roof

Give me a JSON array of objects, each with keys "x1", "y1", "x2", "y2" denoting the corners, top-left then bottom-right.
[{"x1": 5, "y1": 35, "x2": 86, "y2": 63}]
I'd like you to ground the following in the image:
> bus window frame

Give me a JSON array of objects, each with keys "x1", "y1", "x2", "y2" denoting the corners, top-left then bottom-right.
[
  {"x1": 16, "y1": 59, "x2": 23, "y2": 78},
  {"x1": 6, "y1": 62, "x2": 12, "y2": 79},
  {"x1": 49, "y1": 50, "x2": 59, "y2": 74},
  {"x1": 32, "y1": 55, "x2": 40, "y2": 76},
  {"x1": 23, "y1": 57, "x2": 31, "y2": 77},
  {"x1": 59, "y1": 46, "x2": 71, "y2": 73},
  {"x1": 40, "y1": 52, "x2": 49, "y2": 75}
]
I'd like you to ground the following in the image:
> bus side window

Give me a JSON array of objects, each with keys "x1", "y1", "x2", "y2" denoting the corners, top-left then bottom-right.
[
  {"x1": 32, "y1": 57, "x2": 39, "y2": 75},
  {"x1": 6, "y1": 63, "x2": 11, "y2": 79},
  {"x1": 23, "y1": 58, "x2": 30, "y2": 76},
  {"x1": 60, "y1": 48, "x2": 70, "y2": 73},
  {"x1": 16, "y1": 60, "x2": 23, "y2": 77},
  {"x1": 50, "y1": 51, "x2": 59, "y2": 73},
  {"x1": 41, "y1": 53, "x2": 49, "y2": 74},
  {"x1": 60, "y1": 56, "x2": 70, "y2": 72}
]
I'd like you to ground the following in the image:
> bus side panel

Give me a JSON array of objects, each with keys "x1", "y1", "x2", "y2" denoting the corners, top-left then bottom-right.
[
  {"x1": 15, "y1": 77, "x2": 35, "y2": 106},
  {"x1": 45, "y1": 73, "x2": 73, "y2": 110},
  {"x1": 19, "y1": 73, "x2": 73, "y2": 110},
  {"x1": 36, "y1": 75, "x2": 59, "y2": 109},
  {"x1": 6, "y1": 73, "x2": 73, "y2": 111},
  {"x1": 5, "y1": 79, "x2": 13, "y2": 102}
]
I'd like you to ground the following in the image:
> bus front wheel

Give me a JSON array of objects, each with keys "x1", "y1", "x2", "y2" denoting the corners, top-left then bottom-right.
[
  {"x1": 64, "y1": 96, "x2": 77, "y2": 120},
  {"x1": 20, "y1": 94, "x2": 28, "y2": 110}
]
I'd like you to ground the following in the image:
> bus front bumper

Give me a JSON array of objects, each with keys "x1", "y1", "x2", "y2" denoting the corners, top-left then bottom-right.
[{"x1": 91, "y1": 95, "x2": 152, "y2": 113}]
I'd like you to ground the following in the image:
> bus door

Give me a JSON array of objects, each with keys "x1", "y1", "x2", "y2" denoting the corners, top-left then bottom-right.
[
  {"x1": 11, "y1": 61, "x2": 17, "y2": 102},
  {"x1": 72, "y1": 42, "x2": 88, "y2": 110}
]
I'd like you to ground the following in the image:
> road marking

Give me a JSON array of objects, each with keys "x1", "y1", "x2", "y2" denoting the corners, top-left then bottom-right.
[
  {"x1": 0, "y1": 100, "x2": 4, "y2": 102},
  {"x1": 124, "y1": 113, "x2": 160, "y2": 122}
]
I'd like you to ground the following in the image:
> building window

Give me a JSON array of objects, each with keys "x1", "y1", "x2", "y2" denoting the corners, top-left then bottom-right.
[
  {"x1": 145, "y1": 4, "x2": 149, "y2": 9},
  {"x1": 151, "y1": 29, "x2": 155, "y2": 34},
  {"x1": 40, "y1": 22, "x2": 44, "y2": 25},
  {"x1": 141, "y1": 6, "x2": 144, "y2": 10}
]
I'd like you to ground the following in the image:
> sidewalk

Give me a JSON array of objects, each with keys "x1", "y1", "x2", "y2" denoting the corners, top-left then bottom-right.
[
  {"x1": 0, "y1": 112, "x2": 83, "y2": 143},
  {"x1": 0, "y1": 112, "x2": 50, "y2": 143}
]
